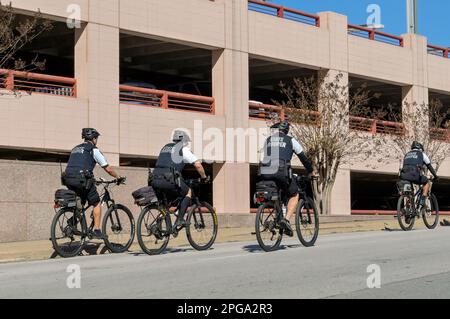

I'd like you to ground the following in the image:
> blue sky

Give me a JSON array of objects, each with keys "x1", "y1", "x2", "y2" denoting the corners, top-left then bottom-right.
[{"x1": 271, "y1": 0, "x2": 449, "y2": 47}]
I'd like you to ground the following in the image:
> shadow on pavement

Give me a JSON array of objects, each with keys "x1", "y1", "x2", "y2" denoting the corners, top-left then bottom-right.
[
  {"x1": 382, "y1": 225, "x2": 402, "y2": 232},
  {"x1": 50, "y1": 242, "x2": 108, "y2": 259},
  {"x1": 130, "y1": 246, "x2": 199, "y2": 257},
  {"x1": 241, "y1": 244, "x2": 289, "y2": 253}
]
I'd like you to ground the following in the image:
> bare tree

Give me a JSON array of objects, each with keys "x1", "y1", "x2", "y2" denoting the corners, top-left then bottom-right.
[
  {"x1": 273, "y1": 72, "x2": 389, "y2": 215},
  {"x1": 0, "y1": 1, "x2": 53, "y2": 94}
]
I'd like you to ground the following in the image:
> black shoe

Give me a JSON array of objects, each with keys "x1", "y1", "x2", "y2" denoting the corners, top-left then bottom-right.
[
  {"x1": 174, "y1": 218, "x2": 188, "y2": 229},
  {"x1": 90, "y1": 229, "x2": 106, "y2": 240},
  {"x1": 280, "y1": 219, "x2": 294, "y2": 237}
]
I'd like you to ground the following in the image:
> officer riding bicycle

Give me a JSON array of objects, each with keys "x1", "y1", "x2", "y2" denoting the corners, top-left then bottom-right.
[
  {"x1": 62, "y1": 128, "x2": 125, "y2": 239},
  {"x1": 259, "y1": 121, "x2": 316, "y2": 237},
  {"x1": 151, "y1": 130, "x2": 209, "y2": 229},
  {"x1": 400, "y1": 141, "x2": 438, "y2": 216}
]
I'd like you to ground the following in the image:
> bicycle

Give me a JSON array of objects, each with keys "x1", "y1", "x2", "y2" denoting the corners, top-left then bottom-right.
[
  {"x1": 254, "y1": 175, "x2": 319, "y2": 252},
  {"x1": 51, "y1": 178, "x2": 135, "y2": 258},
  {"x1": 396, "y1": 177, "x2": 439, "y2": 231},
  {"x1": 136, "y1": 178, "x2": 218, "y2": 255}
]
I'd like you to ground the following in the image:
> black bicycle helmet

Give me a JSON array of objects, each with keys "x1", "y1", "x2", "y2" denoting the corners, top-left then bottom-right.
[
  {"x1": 411, "y1": 141, "x2": 424, "y2": 151},
  {"x1": 271, "y1": 121, "x2": 290, "y2": 134},
  {"x1": 82, "y1": 128, "x2": 101, "y2": 141}
]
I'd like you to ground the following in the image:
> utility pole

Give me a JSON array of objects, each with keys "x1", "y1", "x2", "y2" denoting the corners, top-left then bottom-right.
[{"x1": 406, "y1": 0, "x2": 418, "y2": 34}]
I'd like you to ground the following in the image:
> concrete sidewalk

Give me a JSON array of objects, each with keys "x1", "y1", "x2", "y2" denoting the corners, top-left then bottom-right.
[{"x1": 0, "y1": 216, "x2": 428, "y2": 264}]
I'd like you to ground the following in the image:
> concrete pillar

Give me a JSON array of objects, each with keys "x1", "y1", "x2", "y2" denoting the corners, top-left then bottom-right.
[
  {"x1": 318, "y1": 11, "x2": 349, "y2": 72},
  {"x1": 330, "y1": 168, "x2": 352, "y2": 215},
  {"x1": 402, "y1": 34, "x2": 430, "y2": 139},
  {"x1": 75, "y1": 21, "x2": 120, "y2": 166},
  {"x1": 211, "y1": 0, "x2": 250, "y2": 214},
  {"x1": 213, "y1": 163, "x2": 250, "y2": 214}
]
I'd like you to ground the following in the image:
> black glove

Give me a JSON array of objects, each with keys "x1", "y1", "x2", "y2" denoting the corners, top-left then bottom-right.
[{"x1": 117, "y1": 176, "x2": 127, "y2": 185}]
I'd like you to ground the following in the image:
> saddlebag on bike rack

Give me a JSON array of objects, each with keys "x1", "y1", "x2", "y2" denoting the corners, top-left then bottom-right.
[
  {"x1": 254, "y1": 181, "x2": 279, "y2": 204},
  {"x1": 54, "y1": 189, "x2": 77, "y2": 208},
  {"x1": 132, "y1": 186, "x2": 159, "y2": 206}
]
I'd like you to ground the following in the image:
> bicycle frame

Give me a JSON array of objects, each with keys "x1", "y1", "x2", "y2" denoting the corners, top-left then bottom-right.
[
  {"x1": 70, "y1": 182, "x2": 118, "y2": 236},
  {"x1": 147, "y1": 179, "x2": 209, "y2": 237},
  {"x1": 404, "y1": 180, "x2": 433, "y2": 215}
]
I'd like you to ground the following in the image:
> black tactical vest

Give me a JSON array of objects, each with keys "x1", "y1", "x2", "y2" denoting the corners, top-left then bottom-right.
[
  {"x1": 155, "y1": 142, "x2": 186, "y2": 173},
  {"x1": 403, "y1": 150, "x2": 424, "y2": 168},
  {"x1": 65, "y1": 142, "x2": 97, "y2": 175},
  {"x1": 262, "y1": 133, "x2": 294, "y2": 166}
]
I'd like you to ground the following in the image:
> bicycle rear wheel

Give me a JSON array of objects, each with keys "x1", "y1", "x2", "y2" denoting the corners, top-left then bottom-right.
[
  {"x1": 255, "y1": 203, "x2": 283, "y2": 252},
  {"x1": 422, "y1": 194, "x2": 439, "y2": 230},
  {"x1": 51, "y1": 208, "x2": 86, "y2": 258},
  {"x1": 397, "y1": 195, "x2": 415, "y2": 231},
  {"x1": 137, "y1": 205, "x2": 170, "y2": 255},
  {"x1": 295, "y1": 197, "x2": 319, "y2": 247},
  {"x1": 186, "y1": 202, "x2": 218, "y2": 251},
  {"x1": 102, "y1": 204, "x2": 135, "y2": 253}
]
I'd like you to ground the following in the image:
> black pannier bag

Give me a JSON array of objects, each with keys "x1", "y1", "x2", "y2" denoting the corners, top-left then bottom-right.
[
  {"x1": 55, "y1": 189, "x2": 77, "y2": 208},
  {"x1": 132, "y1": 186, "x2": 158, "y2": 206},
  {"x1": 254, "y1": 181, "x2": 279, "y2": 203}
]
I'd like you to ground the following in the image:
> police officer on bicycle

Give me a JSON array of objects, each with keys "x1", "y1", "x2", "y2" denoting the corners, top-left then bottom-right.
[
  {"x1": 259, "y1": 121, "x2": 315, "y2": 237},
  {"x1": 400, "y1": 141, "x2": 438, "y2": 208},
  {"x1": 151, "y1": 130, "x2": 209, "y2": 228},
  {"x1": 63, "y1": 128, "x2": 125, "y2": 239}
]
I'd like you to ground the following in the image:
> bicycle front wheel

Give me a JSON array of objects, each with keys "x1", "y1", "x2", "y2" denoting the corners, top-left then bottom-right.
[
  {"x1": 186, "y1": 202, "x2": 218, "y2": 251},
  {"x1": 255, "y1": 203, "x2": 282, "y2": 252},
  {"x1": 295, "y1": 197, "x2": 319, "y2": 247},
  {"x1": 137, "y1": 205, "x2": 170, "y2": 255},
  {"x1": 397, "y1": 195, "x2": 415, "y2": 231},
  {"x1": 102, "y1": 204, "x2": 136, "y2": 253},
  {"x1": 51, "y1": 208, "x2": 86, "y2": 258},
  {"x1": 422, "y1": 194, "x2": 439, "y2": 230}
]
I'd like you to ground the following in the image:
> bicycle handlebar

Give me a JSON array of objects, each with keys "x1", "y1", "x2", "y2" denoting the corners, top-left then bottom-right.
[
  {"x1": 186, "y1": 177, "x2": 211, "y2": 185},
  {"x1": 95, "y1": 177, "x2": 126, "y2": 186}
]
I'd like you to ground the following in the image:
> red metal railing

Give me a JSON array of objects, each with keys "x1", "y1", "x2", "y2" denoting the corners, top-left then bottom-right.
[
  {"x1": 249, "y1": 101, "x2": 284, "y2": 120},
  {"x1": 249, "y1": 102, "x2": 320, "y2": 123},
  {"x1": 0, "y1": 69, "x2": 76, "y2": 97},
  {"x1": 348, "y1": 24, "x2": 404, "y2": 47},
  {"x1": 427, "y1": 44, "x2": 449, "y2": 58},
  {"x1": 349, "y1": 116, "x2": 406, "y2": 136},
  {"x1": 248, "y1": 0, "x2": 320, "y2": 27},
  {"x1": 430, "y1": 128, "x2": 450, "y2": 142},
  {"x1": 120, "y1": 85, "x2": 215, "y2": 114}
]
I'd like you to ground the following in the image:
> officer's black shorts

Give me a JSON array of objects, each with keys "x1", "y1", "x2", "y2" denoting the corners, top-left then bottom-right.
[
  {"x1": 64, "y1": 177, "x2": 101, "y2": 207},
  {"x1": 400, "y1": 168, "x2": 429, "y2": 186},
  {"x1": 261, "y1": 173, "x2": 298, "y2": 198},
  {"x1": 151, "y1": 177, "x2": 189, "y2": 200}
]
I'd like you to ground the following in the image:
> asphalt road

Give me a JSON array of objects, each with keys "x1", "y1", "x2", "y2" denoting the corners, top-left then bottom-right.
[{"x1": 1, "y1": 228, "x2": 450, "y2": 299}]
